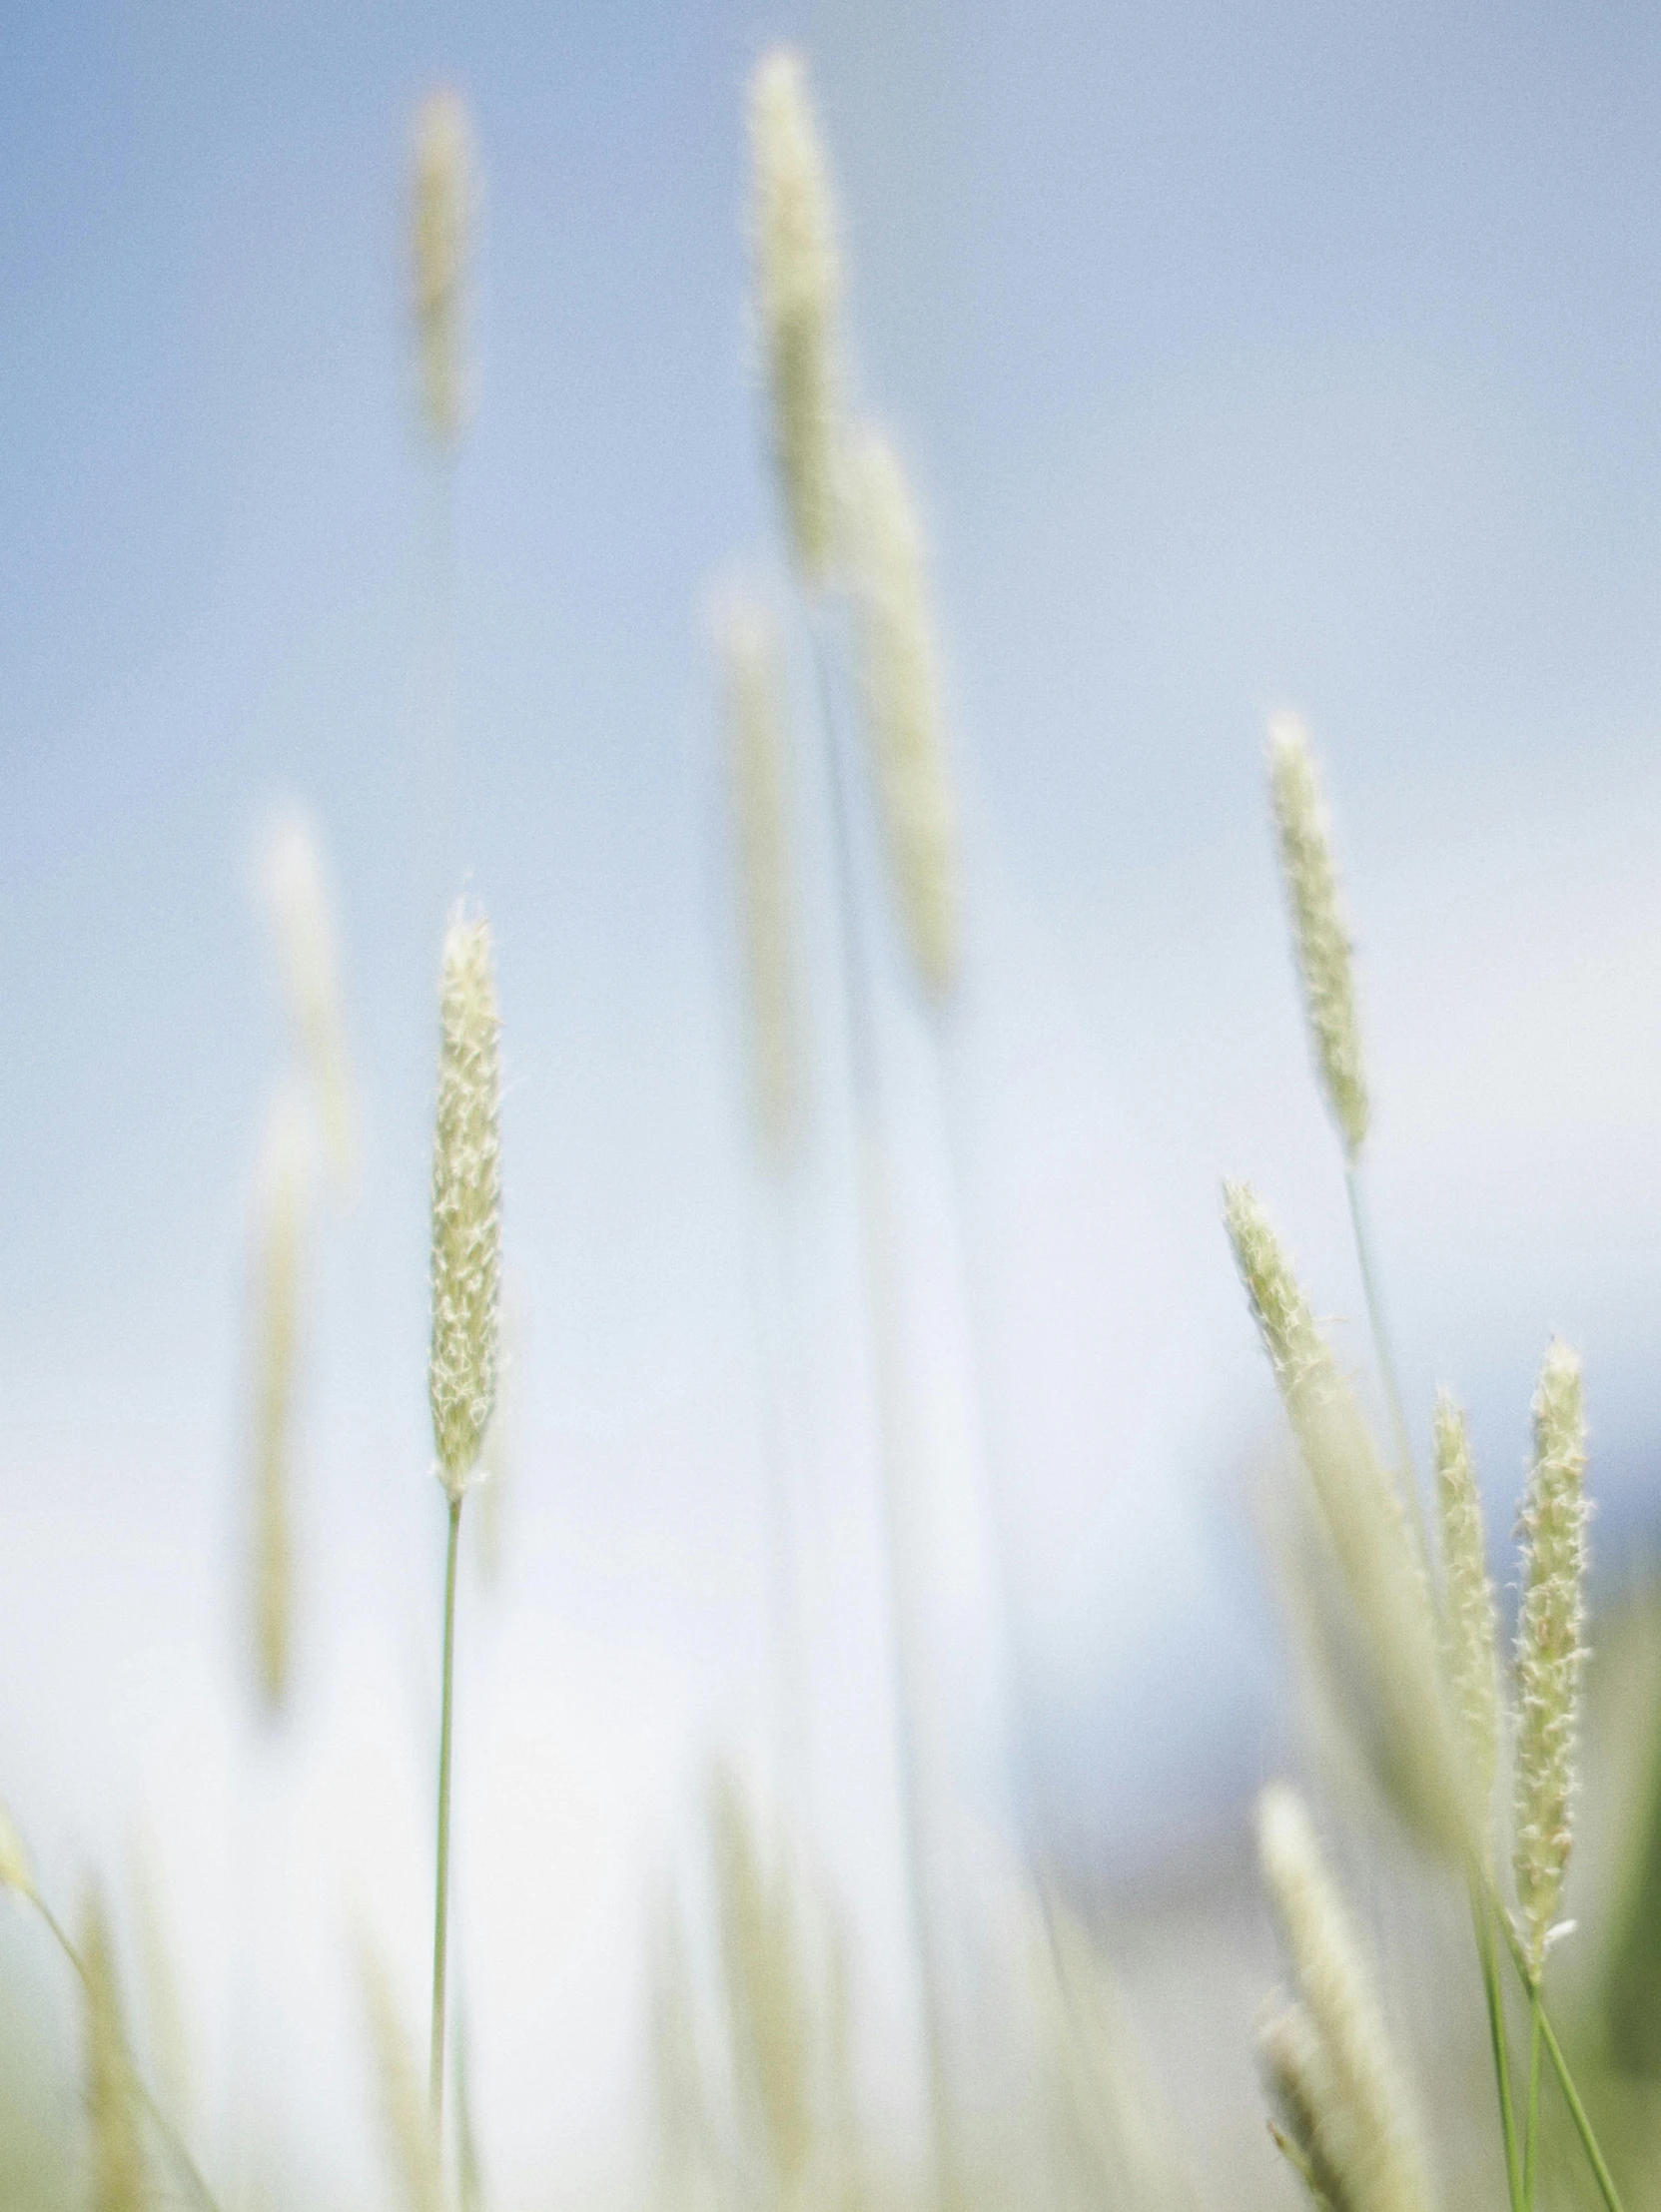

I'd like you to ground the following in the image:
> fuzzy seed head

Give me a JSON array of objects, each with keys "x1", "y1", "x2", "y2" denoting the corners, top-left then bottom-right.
[
  {"x1": 257, "y1": 802, "x2": 356, "y2": 1185},
  {"x1": 1267, "y1": 714, "x2": 1369, "y2": 1158},
  {"x1": 748, "y1": 49, "x2": 842, "y2": 585},
  {"x1": 411, "y1": 87, "x2": 476, "y2": 448},
  {"x1": 428, "y1": 910, "x2": 502, "y2": 1499},
  {"x1": 1513, "y1": 1338, "x2": 1589, "y2": 1978},
  {"x1": 1226, "y1": 1185, "x2": 1465, "y2": 1856},
  {"x1": 1256, "y1": 1788, "x2": 1433, "y2": 2212},
  {"x1": 1258, "y1": 2001, "x2": 1352, "y2": 2212},
  {"x1": 0, "y1": 1803, "x2": 31, "y2": 1896},
  {"x1": 251, "y1": 1088, "x2": 309, "y2": 1714},
  {"x1": 717, "y1": 595, "x2": 800, "y2": 1156},
  {"x1": 82, "y1": 1882, "x2": 147, "y2": 2212},
  {"x1": 846, "y1": 426, "x2": 960, "y2": 999},
  {"x1": 1431, "y1": 1390, "x2": 1501, "y2": 1851}
]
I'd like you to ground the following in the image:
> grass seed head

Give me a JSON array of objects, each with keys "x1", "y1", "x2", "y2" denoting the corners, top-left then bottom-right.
[
  {"x1": 412, "y1": 86, "x2": 476, "y2": 448},
  {"x1": 846, "y1": 425, "x2": 960, "y2": 1000},
  {"x1": 1431, "y1": 1390, "x2": 1501, "y2": 1855},
  {"x1": 429, "y1": 907, "x2": 502, "y2": 1500},
  {"x1": 1256, "y1": 1787, "x2": 1433, "y2": 2212},
  {"x1": 748, "y1": 48, "x2": 842, "y2": 586},
  {"x1": 1512, "y1": 1338, "x2": 1589, "y2": 1979},
  {"x1": 251, "y1": 1086, "x2": 309, "y2": 1714},
  {"x1": 1267, "y1": 714, "x2": 1369, "y2": 1159}
]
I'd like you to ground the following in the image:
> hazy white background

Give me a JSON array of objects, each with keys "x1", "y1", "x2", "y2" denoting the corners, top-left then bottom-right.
[{"x1": 4, "y1": 0, "x2": 1661, "y2": 2200}]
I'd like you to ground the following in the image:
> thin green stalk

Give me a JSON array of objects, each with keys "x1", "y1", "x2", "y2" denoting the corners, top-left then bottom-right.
[
  {"x1": 1343, "y1": 1159, "x2": 1431, "y2": 1572},
  {"x1": 1470, "y1": 1880, "x2": 1525, "y2": 2212},
  {"x1": 430, "y1": 1493, "x2": 463, "y2": 2127},
  {"x1": 1524, "y1": 1990, "x2": 1543, "y2": 2209},
  {"x1": 1492, "y1": 1902, "x2": 1627, "y2": 2212},
  {"x1": 29, "y1": 1894, "x2": 224, "y2": 2212}
]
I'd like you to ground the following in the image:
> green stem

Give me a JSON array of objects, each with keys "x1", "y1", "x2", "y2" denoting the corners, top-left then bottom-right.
[
  {"x1": 1343, "y1": 1158, "x2": 1432, "y2": 1572},
  {"x1": 1471, "y1": 1880, "x2": 1525, "y2": 2212},
  {"x1": 29, "y1": 1894, "x2": 224, "y2": 2212},
  {"x1": 1492, "y1": 1902, "x2": 1627, "y2": 2212},
  {"x1": 1524, "y1": 1989, "x2": 1543, "y2": 2209},
  {"x1": 430, "y1": 1492, "x2": 463, "y2": 2129}
]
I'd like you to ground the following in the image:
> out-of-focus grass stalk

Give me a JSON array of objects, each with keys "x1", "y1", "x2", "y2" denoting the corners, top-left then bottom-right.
[
  {"x1": 360, "y1": 1932, "x2": 443, "y2": 2212},
  {"x1": 256, "y1": 803, "x2": 356, "y2": 1190},
  {"x1": 249, "y1": 1086, "x2": 309, "y2": 1720},
  {"x1": 425, "y1": 910, "x2": 503, "y2": 2132},
  {"x1": 747, "y1": 44, "x2": 959, "y2": 2203}
]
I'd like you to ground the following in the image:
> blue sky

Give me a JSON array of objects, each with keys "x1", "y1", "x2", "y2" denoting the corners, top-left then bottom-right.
[{"x1": 5, "y1": 0, "x2": 1661, "y2": 2194}]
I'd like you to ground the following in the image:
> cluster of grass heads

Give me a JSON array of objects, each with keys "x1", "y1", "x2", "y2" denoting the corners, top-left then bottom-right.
[{"x1": 11, "y1": 39, "x2": 1661, "y2": 2212}]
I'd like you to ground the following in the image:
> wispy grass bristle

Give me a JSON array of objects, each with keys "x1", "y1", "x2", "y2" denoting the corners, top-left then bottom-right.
[
  {"x1": 845, "y1": 425, "x2": 960, "y2": 1001},
  {"x1": 429, "y1": 908, "x2": 502, "y2": 1500},
  {"x1": 1513, "y1": 1338, "x2": 1590, "y2": 1980},
  {"x1": 412, "y1": 86, "x2": 476, "y2": 449},
  {"x1": 748, "y1": 49, "x2": 842, "y2": 586},
  {"x1": 1256, "y1": 1786, "x2": 1433, "y2": 2212},
  {"x1": 1266, "y1": 714, "x2": 1369, "y2": 1160}
]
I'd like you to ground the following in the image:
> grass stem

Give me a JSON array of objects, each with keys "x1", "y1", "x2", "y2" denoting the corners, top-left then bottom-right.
[
  {"x1": 1492, "y1": 1899, "x2": 1626, "y2": 2212},
  {"x1": 1524, "y1": 1988, "x2": 1542, "y2": 2208},
  {"x1": 1343, "y1": 1159, "x2": 1431, "y2": 1571},
  {"x1": 430, "y1": 1492, "x2": 463, "y2": 2129},
  {"x1": 1471, "y1": 1880, "x2": 1524, "y2": 2212}
]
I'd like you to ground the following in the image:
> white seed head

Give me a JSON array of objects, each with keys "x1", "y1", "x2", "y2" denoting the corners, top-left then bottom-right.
[
  {"x1": 251, "y1": 1087, "x2": 309, "y2": 1714},
  {"x1": 1431, "y1": 1390, "x2": 1501, "y2": 1854},
  {"x1": 82, "y1": 1882, "x2": 147, "y2": 2212},
  {"x1": 428, "y1": 909, "x2": 502, "y2": 1499},
  {"x1": 1256, "y1": 1787, "x2": 1434, "y2": 2212},
  {"x1": 256, "y1": 800, "x2": 356, "y2": 1185},
  {"x1": 716, "y1": 594, "x2": 800, "y2": 1157},
  {"x1": 1257, "y1": 2001, "x2": 1353, "y2": 2212},
  {"x1": 0, "y1": 1802, "x2": 32, "y2": 1897},
  {"x1": 748, "y1": 48, "x2": 842, "y2": 585},
  {"x1": 1225, "y1": 1184, "x2": 1464, "y2": 1856},
  {"x1": 1513, "y1": 1338, "x2": 1589, "y2": 1979},
  {"x1": 411, "y1": 86, "x2": 476, "y2": 449},
  {"x1": 1267, "y1": 714, "x2": 1369, "y2": 1158},
  {"x1": 846, "y1": 426, "x2": 960, "y2": 1000},
  {"x1": 358, "y1": 1934, "x2": 442, "y2": 2212}
]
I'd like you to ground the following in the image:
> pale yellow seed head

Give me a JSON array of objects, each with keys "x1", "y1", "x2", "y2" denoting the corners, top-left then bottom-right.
[
  {"x1": 1513, "y1": 1338, "x2": 1589, "y2": 1979},
  {"x1": 716, "y1": 594, "x2": 799, "y2": 1157},
  {"x1": 358, "y1": 1934, "x2": 441, "y2": 2212},
  {"x1": 429, "y1": 910, "x2": 502, "y2": 1499},
  {"x1": 0, "y1": 1802, "x2": 32, "y2": 1896},
  {"x1": 257, "y1": 801, "x2": 356, "y2": 1186},
  {"x1": 1226, "y1": 1184, "x2": 1465, "y2": 1857},
  {"x1": 1431, "y1": 1389, "x2": 1501, "y2": 1853},
  {"x1": 1267, "y1": 714, "x2": 1369, "y2": 1158},
  {"x1": 748, "y1": 48, "x2": 842, "y2": 585},
  {"x1": 845, "y1": 426, "x2": 960, "y2": 999},
  {"x1": 709, "y1": 1766, "x2": 811, "y2": 2190},
  {"x1": 1256, "y1": 1787, "x2": 1434, "y2": 2212},
  {"x1": 251, "y1": 1086, "x2": 309, "y2": 1714},
  {"x1": 411, "y1": 86, "x2": 477, "y2": 448},
  {"x1": 81, "y1": 1881, "x2": 147, "y2": 2212}
]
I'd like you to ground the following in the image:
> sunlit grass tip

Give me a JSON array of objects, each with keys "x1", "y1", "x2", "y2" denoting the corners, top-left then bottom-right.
[
  {"x1": 412, "y1": 85, "x2": 477, "y2": 450},
  {"x1": 1513, "y1": 1337, "x2": 1589, "y2": 1980},
  {"x1": 714, "y1": 591, "x2": 799, "y2": 1157},
  {"x1": 748, "y1": 47, "x2": 842, "y2": 586},
  {"x1": 429, "y1": 906, "x2": 502, "y2": 1501},
  {"x1": 845, "y1": 424, "x2": 960, "y2": 1001},
  {"x1": 1256, "y1": 1784, "x2": 1434, "y2": 2212},
  {"x1": 1266, "y1": 712, "x2": 1369, "y2": 1159}
]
